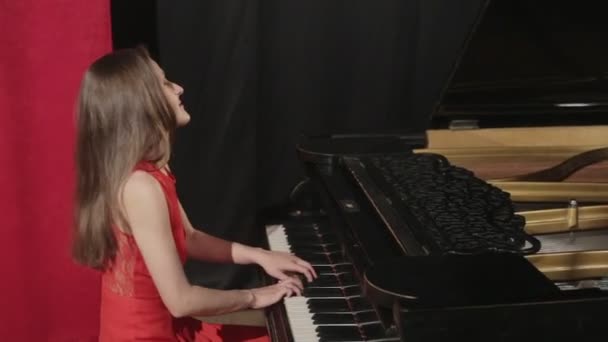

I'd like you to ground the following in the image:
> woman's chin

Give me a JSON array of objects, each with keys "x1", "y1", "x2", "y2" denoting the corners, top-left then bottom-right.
[{"x1": 177, "y1": 113, "x2": 191, "y2": 127}]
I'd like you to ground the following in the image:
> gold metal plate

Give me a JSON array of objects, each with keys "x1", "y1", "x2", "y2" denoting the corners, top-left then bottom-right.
[
  {"x1": 526, "y1": 250, "x2": 608, "y2": 281},
  {"x1": 520, "y1": 205, "x2": 608, "y2": 234}
]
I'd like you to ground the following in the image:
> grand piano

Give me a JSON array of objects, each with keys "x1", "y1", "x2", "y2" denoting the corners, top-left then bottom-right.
[{"x1": 264, "y1": 0, "x2": 608, "y2": 341}]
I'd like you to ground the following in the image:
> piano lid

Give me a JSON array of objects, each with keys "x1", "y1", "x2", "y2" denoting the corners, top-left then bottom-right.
[{"x1": 421, "y1": 0, "x2": 608, "y2": 129}]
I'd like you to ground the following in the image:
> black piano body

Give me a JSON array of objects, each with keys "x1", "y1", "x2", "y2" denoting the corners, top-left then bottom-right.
[{"x1": 266, "y1": 0, "x2": 608, "y2": 341}]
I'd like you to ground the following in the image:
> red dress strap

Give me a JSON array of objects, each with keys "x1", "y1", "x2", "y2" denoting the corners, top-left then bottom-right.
[{"x1": 135, "y1": 161, "x2": 176, "y2": 181}]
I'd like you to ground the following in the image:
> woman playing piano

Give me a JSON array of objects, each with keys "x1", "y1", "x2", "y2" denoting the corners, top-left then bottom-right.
[{"x1": 72, "y1": 47, "x2": 316, "y2": 341}]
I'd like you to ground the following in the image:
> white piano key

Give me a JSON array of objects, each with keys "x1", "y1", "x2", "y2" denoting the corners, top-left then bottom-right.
[
  {"x1": 267, "y1": 227, "x2": 318, "y2": 340},
  {"x1": 284, "y1": 296, "x2": 319, "y2": 342},
  {"x1": 266, "y1": 224, "x2": 290, "y2": 253}
]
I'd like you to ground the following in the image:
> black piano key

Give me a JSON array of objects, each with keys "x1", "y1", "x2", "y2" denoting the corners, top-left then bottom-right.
[
  {"x1": 316, "y1": 326, "x2": 365, "y2": 341},
  {"x1": 312, "y1": 313, "x2": 357, "y2": 325},
  {"x1": 312, "y1": 318, "x2": 391, "y2": 341},
  {"x1": 300, "y1": 252, "x2": 347, "y2": 264},
  {"x1": 312, "y1": 265, "x2": 339, "y2": 275},
  {"x1": 286, "y1": 228, "x2": 336, "y2": 238},
  {"x1": 291, "y1": 253, "x2": 332, "y2": 264},
  {"x1": 290, "y1": 244, "x2": 341, "y2": 254},
  {"x1": 354, "y1": 311, "x2": 382, "y2": 324},
  {"x1": 316, "y1": 273, "x2": 342, "y2": 281},
  {"x1": 337, "y1": 272, "x2": 357, "y2": 283},
  {"x1": 295, "y1": 252, "x2": 348, "y2": 265},
  {"x1": 290, "y1": 241, "x2": 340, "y2": 250},
  {"x1": 307, "y1": 298, "x2": 373, "y2": 313},
  {"x1": 361, "y1": 323, "x2": 392, "y2": 340},
  {"x1": 307, "y1": 299, "x2": 352, "y2": 313},
  {"x1": 307, "y1": 274, "x2": 359, "y2": 287},
  {"x1": 286, "y1": 234, "x2": 333, "y2": 245},
  {"x1": 318, "y1": 324, "x2": 393, "y2": 341},
  {"x1": 286, "y1": 236, "x2": 328, "y2": 246},
  {"x1": 304, "y1": 287, "x2": 345, "y2": 298},
  {"x1": 285, "y1": 227, "x2": 336, "y2": 238},
  {"x1": 308, "y1": 276, "x2": 341, "y2": 287},
  {"x1": 293, "y1": 251, "x2": 335, "y2": 259},
  {"x1": 347, "y1": 297, "x2": 374, "y2": 311},
  {"x1": 311, "y1": 265, "x2": 339, "y2": 274},
  {"x1": 307, "y1": 277, "x2": 344, "y2": 287},
  {"x1": 289, "y1": 246, "x2": 341, "y2": 254},
  {"x1": 303, "y1": 285, "x2": 362, "y2": 298},
  {"x1": 327, "y1": 254, "x2": 349, "y2": 264},
  {"x1": 309, "y1": 298, "x2": 371, "y2": 312},
  {"x1": 342, "y1": 285, "x2": 362, "y2": 297},
  {"x1": 284, "y1": 222, "x2": 331, "y2": 231},
  {"x1": 312, "y1": 312, "x2": 382, "y2": 326},
  {"x1": 297, "y1": 239, "x2": 339, "y2": 248},
  {"x1": 309, "y1": 280, "x2": 359, "y2": 288},
  {"x1": 319, "y1": 337, "x2": 367, "y2": 342},
  {"x1": 313, "y1": 264, "x2": 355, "y2": 274}
]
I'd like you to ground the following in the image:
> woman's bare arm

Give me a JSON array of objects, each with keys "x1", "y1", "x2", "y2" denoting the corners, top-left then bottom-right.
[
  {"x1": 179, "y1": 201, "x2": 316, "y2": 282},
  {"x1": 178, "y1": 205, "x2": 250, "y2": 264},
  {"x1": 122, "y1": 172, "x2": 299, "y2": 317}
]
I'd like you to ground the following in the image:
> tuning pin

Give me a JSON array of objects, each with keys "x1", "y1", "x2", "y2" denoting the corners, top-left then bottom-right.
[{"x1": 567, "y1": 199, "x2": 578, "y2": 243}]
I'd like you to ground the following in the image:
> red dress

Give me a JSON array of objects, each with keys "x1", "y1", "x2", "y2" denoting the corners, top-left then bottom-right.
[{"x1": 99, "y1": 161, "x2": 269, "y2": 341}]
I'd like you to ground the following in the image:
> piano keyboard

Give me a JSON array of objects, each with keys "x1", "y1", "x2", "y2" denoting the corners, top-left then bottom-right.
[{"x1": 266, "y1": 223, "x2": 399, "y2": 342}]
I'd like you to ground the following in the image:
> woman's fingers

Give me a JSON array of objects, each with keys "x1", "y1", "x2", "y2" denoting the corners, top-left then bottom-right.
[
  {"x1": 288, "y1": 263, "x2": 314, "y2": 283},
  {"x1": 273, "y1": 270, "x2": 289, "y2": 281},
  {"x1": 286, "y1": 282, "x2": 301, "y2": 297},
  {"x1": 279, "y1": 278, "x2": 303, "y2": 296},
  {"x1": 295, "y1": 258, "x2": 317, "y2": 279},
  {"x1": 287, "y1": 275, "x2": 304, "y2": 291}
]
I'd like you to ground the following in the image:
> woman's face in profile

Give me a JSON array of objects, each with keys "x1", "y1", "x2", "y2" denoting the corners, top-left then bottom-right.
[{"x1": 152, "y1": 60, "x2": 191, "y2": 127}]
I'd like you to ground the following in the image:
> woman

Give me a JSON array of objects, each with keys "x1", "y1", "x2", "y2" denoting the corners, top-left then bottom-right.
[{"x1": 72, "y1": 47, "x2": 315, "y2": 341}]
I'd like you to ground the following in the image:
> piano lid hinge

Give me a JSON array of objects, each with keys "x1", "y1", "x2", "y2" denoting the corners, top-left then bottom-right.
[{"x1": 449, "y1": 119, "x2": 479, "y2": 130}]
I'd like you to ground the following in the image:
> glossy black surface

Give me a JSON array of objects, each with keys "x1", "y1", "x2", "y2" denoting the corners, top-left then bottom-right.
[
  {"x1": 364, "y1": 254, "x2": 561, "y2": 309},
  {"x1": 296, "y1": 135, "x2": 424, "y2": 166},
  {"x1": 365, "y1": 256, "x2": 608, "y2": 341},
  {"x1": 432, "y1": 0, "x2": 608, "y2": 127}
]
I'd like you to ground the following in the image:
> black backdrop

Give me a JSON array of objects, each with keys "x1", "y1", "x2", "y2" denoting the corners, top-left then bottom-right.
[{"x1": 111, "y1": 0, "x2": 484, "y2": 289}]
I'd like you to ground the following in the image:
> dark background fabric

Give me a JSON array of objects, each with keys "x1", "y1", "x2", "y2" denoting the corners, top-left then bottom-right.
[
  {"x1": 111, "y1": 0, "x2": 484, "y2": 289},
  {"x1": 157, "y1": 1, "x2": 262, "y2": 289}
]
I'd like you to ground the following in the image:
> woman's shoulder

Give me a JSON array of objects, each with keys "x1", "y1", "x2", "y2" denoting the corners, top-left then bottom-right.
[
  {"x1": 123, "y1": 171, "x2": 166, "y2": 208},
  {"x1": 119, "y1": 170, "x2": 174, "y2": 233}
]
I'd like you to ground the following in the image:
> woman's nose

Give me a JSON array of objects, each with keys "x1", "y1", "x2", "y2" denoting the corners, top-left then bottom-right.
[{"x1": 174, "y1": 83, "x2": 184, "y2": 95}]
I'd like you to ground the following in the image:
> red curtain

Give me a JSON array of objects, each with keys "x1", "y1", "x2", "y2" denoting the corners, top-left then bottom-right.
[{"x1": 0, "y1": 1, "x2": 111, "y2": 340}]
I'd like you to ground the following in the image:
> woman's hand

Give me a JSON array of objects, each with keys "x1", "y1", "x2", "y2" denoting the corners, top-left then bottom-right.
[
  {"x1": 254, "y1": 249, "x2": 317, "y2": 283},
  {"x1": 249, "y1": 277, "x2": 303, "y2": 309}
]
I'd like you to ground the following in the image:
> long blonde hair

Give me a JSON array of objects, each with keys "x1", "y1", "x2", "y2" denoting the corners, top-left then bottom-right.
[{"x1": 73, "y1": 47, "x2": 177, "y2": 268}]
